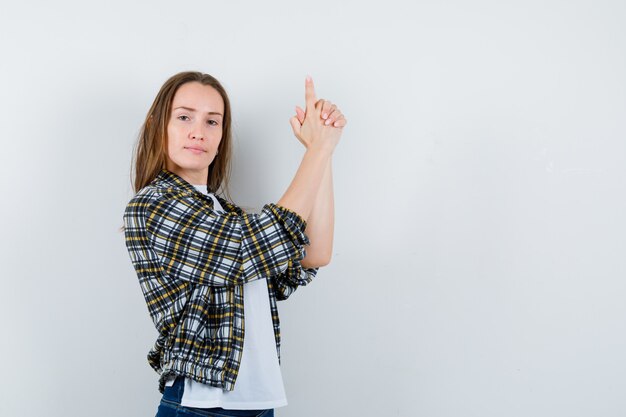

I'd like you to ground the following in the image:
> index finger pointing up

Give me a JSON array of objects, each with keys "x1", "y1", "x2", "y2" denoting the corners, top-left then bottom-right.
[{"x1": 305, "y1": 75, "x2": 317, "y2": 112}]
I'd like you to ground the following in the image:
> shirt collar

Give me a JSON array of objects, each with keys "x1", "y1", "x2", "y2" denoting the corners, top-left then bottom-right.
[
  {"x1": 154, "y1": 168, "x2": 198, "y2": 195},
  {"x1": 153, "y1": 168, "x2": 241, "y2": 214}
]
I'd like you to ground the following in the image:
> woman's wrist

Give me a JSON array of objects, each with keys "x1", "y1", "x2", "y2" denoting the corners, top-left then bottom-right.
[{"x1": 306, "y1": 139, "x2": 335, "y2": 157}]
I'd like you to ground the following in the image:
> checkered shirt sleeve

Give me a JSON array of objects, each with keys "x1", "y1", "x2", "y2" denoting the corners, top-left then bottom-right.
[{"x1": 141, "y1": 190, "x2": 314, "y2": 287}]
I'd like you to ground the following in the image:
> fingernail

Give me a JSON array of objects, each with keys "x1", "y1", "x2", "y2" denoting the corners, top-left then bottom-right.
[
  {"x1": 306, "y1": 75, "x2": 312, "y2": 82},
  {"x1": 322, "y1": 113, "x2": 328, "y2": 119},
  {"x1": 325, "y1": 119, "x2": 331, "y2": 125}
]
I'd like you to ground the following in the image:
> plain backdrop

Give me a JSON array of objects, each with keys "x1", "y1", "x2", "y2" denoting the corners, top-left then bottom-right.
[{"x1": 1, "y1": 1, "x2": 625, "y2": 416}]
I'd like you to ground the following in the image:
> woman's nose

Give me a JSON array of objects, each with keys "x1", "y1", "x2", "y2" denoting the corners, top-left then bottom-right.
[{"x1": 190, "y1": 124, "x2": 205, "y2": 140}]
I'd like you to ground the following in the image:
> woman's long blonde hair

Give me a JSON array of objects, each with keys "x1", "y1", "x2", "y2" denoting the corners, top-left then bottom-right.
[{"x1": 130, "y1": 70, "x2": 235, "y2": 198}]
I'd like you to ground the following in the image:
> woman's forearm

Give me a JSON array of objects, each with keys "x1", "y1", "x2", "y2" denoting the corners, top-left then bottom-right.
[
  {"x1": 277, "y1": 145, "x2": 332, "y2": 221},
  {"x1": 300, "y1": 157, "x2": 334, "y2": 268}
]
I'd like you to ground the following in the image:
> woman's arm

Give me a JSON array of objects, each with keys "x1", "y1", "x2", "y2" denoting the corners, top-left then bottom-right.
[
  {"x1": 300, "y1": 157, "x2": 334, "y2": 268},
  {"x1": 289, "y1": 84, "x2": 345, "y2": 269},
  {"x1": 277, "y1": 76, "x2": 341, "y2": 221}
]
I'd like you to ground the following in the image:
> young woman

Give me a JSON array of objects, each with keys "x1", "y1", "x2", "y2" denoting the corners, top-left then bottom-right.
[{"x1": 122, "y1": 71, "x2": 346, "y2": 417}]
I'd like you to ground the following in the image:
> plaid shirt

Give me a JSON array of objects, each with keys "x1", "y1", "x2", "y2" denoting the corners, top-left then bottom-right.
[{"x1": 123, "y1": 168, "x2": 318, "y2": 393}]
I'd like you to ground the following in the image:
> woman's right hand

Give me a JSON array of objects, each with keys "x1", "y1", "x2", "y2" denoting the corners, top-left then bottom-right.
[{"x1": 289, "y1": 76, "x2": 346, "y2": 153}]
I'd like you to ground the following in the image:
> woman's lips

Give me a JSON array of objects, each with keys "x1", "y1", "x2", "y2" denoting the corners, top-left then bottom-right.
[{"x1": 185, "y1": 147, "x2": 206, "y2": 154}]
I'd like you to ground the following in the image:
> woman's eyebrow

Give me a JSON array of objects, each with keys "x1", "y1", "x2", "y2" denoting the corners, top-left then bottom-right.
[{"x1": 173, "y1": 106, "x2": 222, "y2": 116}]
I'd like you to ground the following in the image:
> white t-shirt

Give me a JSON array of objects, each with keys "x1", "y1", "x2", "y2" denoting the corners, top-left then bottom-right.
[{"x1": 164, "y1": 184, "x2": 287, "y2": 410}]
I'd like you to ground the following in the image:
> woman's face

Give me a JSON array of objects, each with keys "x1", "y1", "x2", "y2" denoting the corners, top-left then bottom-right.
[{"x1": 165, "y1": 81, "x2": 224, "y2": 185}]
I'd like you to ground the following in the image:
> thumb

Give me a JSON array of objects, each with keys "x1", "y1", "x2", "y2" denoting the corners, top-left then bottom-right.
[
  {"x1": 295, "y1": 106, "x2": 305, "y2": 125},
  {"x1": 289, "y1": 115, "x2": 301, "y2": 136}
]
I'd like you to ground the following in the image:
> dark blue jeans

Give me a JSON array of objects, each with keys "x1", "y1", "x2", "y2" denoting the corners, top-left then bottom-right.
[{"x1": 155, "y1": 376, "x2": 275, "y2": 417}]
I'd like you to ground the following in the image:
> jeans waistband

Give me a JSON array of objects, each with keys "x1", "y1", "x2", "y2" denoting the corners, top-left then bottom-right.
[{"x1": 161, "y1": 376, "x2": 271, "y2": 416}]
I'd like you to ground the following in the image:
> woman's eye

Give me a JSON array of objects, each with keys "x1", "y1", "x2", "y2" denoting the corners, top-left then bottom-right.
[
  {"x1": 177, "y1": 115, "x2": 190, "y2": 121},
  {"x1": 208, "y1": 120, "x2": 218, "y2": 126}
]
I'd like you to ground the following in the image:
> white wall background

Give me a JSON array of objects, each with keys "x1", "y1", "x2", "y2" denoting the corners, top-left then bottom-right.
[{"x1": 1, "y1": 1, "x2": 625, "y2": 416}]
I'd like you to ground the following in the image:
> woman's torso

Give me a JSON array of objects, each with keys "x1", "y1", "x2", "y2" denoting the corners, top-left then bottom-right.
[{"x1": 162, "y1": 184, "x2": 287, "y2": 410}]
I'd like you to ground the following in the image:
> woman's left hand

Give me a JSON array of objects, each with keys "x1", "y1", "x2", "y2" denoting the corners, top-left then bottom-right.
[
  {"x1": 295, "y1": 99, "x2": 347, "y2": 128},
  {"x1": 293, "y1": 99, "x2": 347, "y2": 148}
]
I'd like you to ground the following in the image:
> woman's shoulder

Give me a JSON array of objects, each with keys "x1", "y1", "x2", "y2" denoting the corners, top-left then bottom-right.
[
  {"x1": 124, "y1": 179, "x2": 188, "y2": 218},
  {"x1": 128, "y1": 182, "x2": 174, "y2": 205}
]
